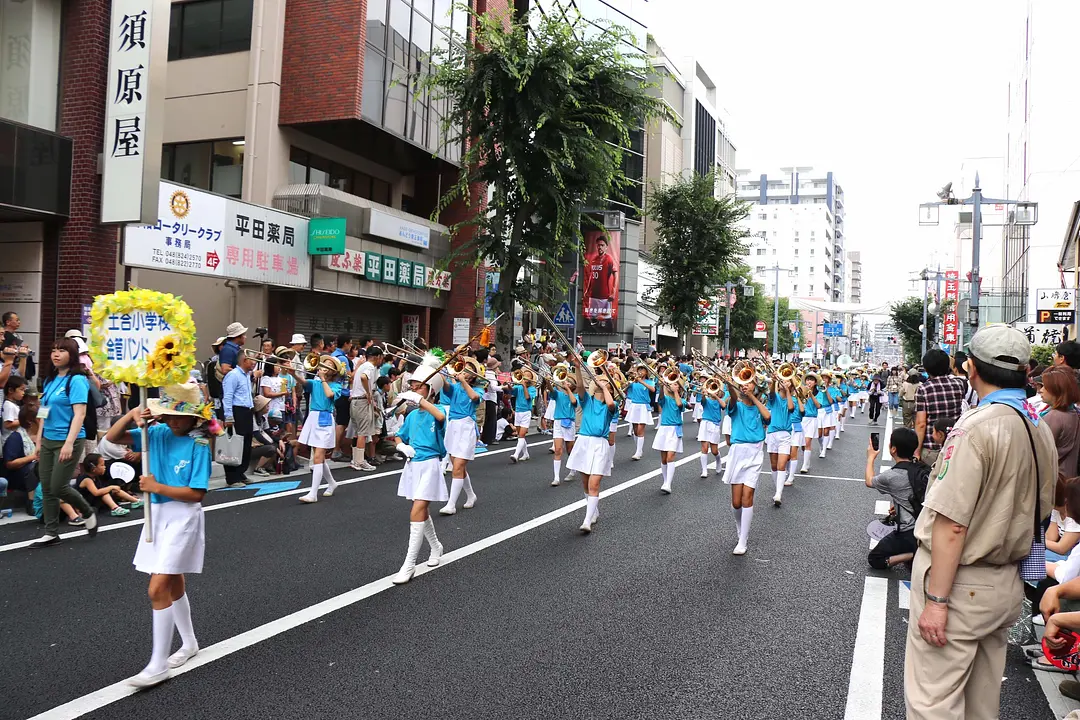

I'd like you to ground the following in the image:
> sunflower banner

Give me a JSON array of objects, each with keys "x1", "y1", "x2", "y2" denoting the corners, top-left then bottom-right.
[{"x1": 88, "y1": 289, "x2": 198, "y2": 387}]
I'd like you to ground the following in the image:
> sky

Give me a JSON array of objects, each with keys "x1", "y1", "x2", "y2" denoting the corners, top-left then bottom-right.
[{"x1": 646, "y1": 0, "x2": 1031, "y2": 321}]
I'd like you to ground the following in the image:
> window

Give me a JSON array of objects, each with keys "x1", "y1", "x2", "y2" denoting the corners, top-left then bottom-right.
[
  {"x1": 810, "y1": 230, "x2": 815, "y2": 237},
  {"x1": 772, "y1": 249, "x2": 776, "y2": 255},
  {"x1": 809, "y1": 266, "x2": 815, "y2": 274},
  {"x1": 794, "y1": 231, "x2": 799, "y2": 237},
  {"x1": 794, "y1": 249, "x2": 799, "y2": 256},
  {"x1": 161, "y1": 140, "x2": 244, "y2": 197},
  {"x1": 809, "y1": 284, "x2": 814, "y2": 294},
  {"x1": 758, "y1": 213, "x2": 767, "y2": 221},
  {"x1": 755, "y1": 266, "x2": 765, "y2": 274},
  {"x1": 169, "y1": 0, "x2": 253, "y2": 61},
  {"x1": 793, "y1": 285, "x2": 797, "y2": 294},
  {"x1": 810, "y1": 248, "x2": 815, "y2": 255},
  {"x1": 755, "y1": 248, "x2": 766, "y2": 256},
  {"x1": 288, "y1": 147, "x2": 394, "y2": 207}
]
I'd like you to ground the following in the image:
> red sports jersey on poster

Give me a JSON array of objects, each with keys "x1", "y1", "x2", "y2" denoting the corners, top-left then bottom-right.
[{"x1": 584, "y1": 253, "x2": 616, "y2": 302}]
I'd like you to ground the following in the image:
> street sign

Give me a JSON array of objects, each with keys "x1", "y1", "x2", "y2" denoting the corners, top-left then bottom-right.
[
  {"x1": 944, "y1": 270, "x2": 959, "y2": 302},
  {"x1": 793, "y1": 330, "x2": 800, "y2": 340},
  {"x1": 1039, "y1": 309, "x2": 1075, "y2": 325},
  {"x1": 864, "y1": 346, "x2": 873, "y2": 354},
  {"x1": 823, "y1": 322, "x2": 844, "y2": 337},
  {"x1": 553, "y1": 302, "x2": 575, "y2": 326},
  {"x1": 788, "y1": 322, "x2": 797, "y2": 333},
  {"x1": 754, "y1": 320, "x2": 766, "y2": 332},
  {"x1": 944, "y1": 310, "x2": 958, "y2": 344},
  {"x1": 753, "y1": 331, "x2": 768, "y2": 339}
]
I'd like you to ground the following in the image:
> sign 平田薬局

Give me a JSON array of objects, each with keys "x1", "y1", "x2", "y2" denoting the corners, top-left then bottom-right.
[
  {"x1": 123, "y1": 182, "x2": 311, "y2": 289},
  {"x1": 308, "y1": 217, "x2": 347, "y2": 256}
]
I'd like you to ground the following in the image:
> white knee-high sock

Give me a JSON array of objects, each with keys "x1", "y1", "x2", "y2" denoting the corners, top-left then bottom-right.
[
  {"x1": 171, "y1": 594, "x2": 197, "y2": 651},
  {"x1": 787, "y1": 461, "x2": 798, "y2": 484},
  {"x1": 663, "y1": 463, "x2": 674, "y2": 485},
  {"x1": 635, "y1": 436, "x2": 644, "y2": 455},
  {"x1": 307, "y1": 464, "x2": 323, "y2": 496},
  {"x1": 713, "y1": 452, "x2": 721, "y2": 472},
  {"x1": 585, "y1": 495, "x2": 599, "y2": 523},
  {"x1": 801, "y1": 450, "x2": 811, "y2": 470},
  {"x1": 323, "y1": 463, "x2": 337, "y2": 491},
  {"x1": 739, "y1": 507, "x2": 754, "y2": 545},
  {"x1": 447, "y1": 477, "x2": 464, "y2": 507},
  {"x1": 515, "y1": 437, "x2": 527, "y2": 458},
  {"x1": 553, "y1": 460, "x2": 561, "y2": 481},
  {"x1": 463, "y1": 473, "x2": 475, "y2": 497},
  {"x1": 731, "y1": 506, "x2": 743, "y2": 533},
  {"x1": 627, "y1": 424, "x2": 634, "y2": 437},
  {"x1": 144, "y1": 606, "x2": 175, "y2": 675},
  {"x1": 700, "y1": 454, "x2": 709, "y2": 473},
  {"x1": 773, "y1": 470, "x2": 782, "y2": 496},
  {"x1": 827, "y1": 432, "x2": 835, "y2": 449}
]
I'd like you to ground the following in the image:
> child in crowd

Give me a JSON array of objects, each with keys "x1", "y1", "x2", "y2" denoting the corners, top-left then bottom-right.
[
  {"x1": 1047, "y1": 476, "x2": 1080, "y2": 570},
  {"x1": 259, "y1": 361, "x2": 288, "y2": 428},
  {"x1": 765, "y1": 378, "x2": 795, "y2": 507},
  {"x1": 496, "y1": 407, "x2": 514, "y2": 442},
  {"x1": 720, "y1": 381, "x2": 770, "y2": 555},
  {"x1": 76, "y1": 453, "x2": 144, "y2": 517},
  {"x1": 930, "y1": 417, "x2": 957, "y2": 456},
  {"x1": 651, "y1": 378, "x2": 684, "y2": 495},
  {"x1": 2, "y1": 375, "x2": 27, "y2": 443}
]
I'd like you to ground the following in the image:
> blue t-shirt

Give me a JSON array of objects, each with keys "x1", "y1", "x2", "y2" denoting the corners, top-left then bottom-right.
[
  {"x1": 41, "y1": 374, "x2": 89, "y2": 441},
  {"x1": 398, "y1": 405, "x2": 447, "y2": 461},
  {"x1": 379, "y1": 362, "x2": 393, "y2": 377},
  {"x1": 727, "y1": 400, "x2": 766, "y2": 445},
  {"x1": 698, "y1": 395, "x2": 723, "y2": 424},
  {"x1": 659, "y1": 394, "x2": 683, "y2": 426},
  {"x1": 551, "y1": 388, "x2": 576, "y2": 420},
  {"x1": 766, "y1": 392, "x2": 793, "y2": 433},
  {"x1": 513, "y1": 384, "x2": 537, "y2": 412},
  {"x1": 815, "y1": 390, "x2": 829, "y2": 413},
  {"x1": 678, "y1": 363, "x2": 693, "y2": 377},
  {"x1": 578, "y1": 393, "x2": 615, "y2": 438},
  {"x1": 131, "y1": 424, "x2": 211, "y2": 504},
  {"x1": 218, "y1": 340, "x2": 240, "y2": 370},
  {"x1": 839, "y1": 383, "x2": 850, "y2": 399},
  {"x1": 827, "y1": 387, "x2": 842, "y2": 410},
  {"x1": 445, "y1": 382, "x2": 479, "y2": 420},
  {"x1": 305, "y1": 379, "x2": 343, "y2": 413},
  {"x1": 790, "y1": 396, "x2": 804, "y2": 424},
  {"x1": 627, "y1": 380, "x2": 653, "y2": 405}
]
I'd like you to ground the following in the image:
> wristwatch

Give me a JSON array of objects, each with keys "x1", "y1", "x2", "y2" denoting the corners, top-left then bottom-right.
[{"x1": 925, "y1": 591, "x2": 949, "y2": 605}]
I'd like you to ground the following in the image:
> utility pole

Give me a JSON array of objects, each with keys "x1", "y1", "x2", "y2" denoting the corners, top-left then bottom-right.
[
  {"x1": 770, "y1": 264, "x2": 793, "y2": 357},
  {"x1": 921, "y1": 270, "x2": 928, "y2": 358},
  {"x1": 723, "y1": 281, "x2": 733, "y2": 359}
]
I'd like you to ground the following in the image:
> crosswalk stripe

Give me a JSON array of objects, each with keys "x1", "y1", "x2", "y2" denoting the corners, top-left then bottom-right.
[{"x1": 844, "y1": 576, "x2": 889, "y2": 719}]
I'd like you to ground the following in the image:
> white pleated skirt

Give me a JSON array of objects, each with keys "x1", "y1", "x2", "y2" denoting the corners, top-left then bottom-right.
[
  {"x1": 566, "y1": 434, "x2": 612, "y2": 477},
  {"x1": 802, "y1": 415, "x2": 818, "y2": 438},
  {"x1": 299, "y1": 413, "x2": 336, "y2": 449},
  {"x1": 133, "y1": 501, "x2": 205, "y2": 575},
  {"x1": 544, "y1": 401, "x2": 557, "y2": 421},
  {"x1": 445, "y1": 417, "x2": 477, "y2": 460},
  {"x1": 722, "y1": 441, "x2": 764, "y2": 488},
  {"x1": 721, "y1": 414, "x2": 732, "y2": 436},
  {"x1": 652, "y1": 425, "x2": 684, "y2": 453},
  {"x1": 697, "y1": 419, "x2": 722, "y2": 445},
  {"x1": 692, "y1": 402, "x2": 704, "y2": 421},
  {"x1": 626, "y1": 401, "x2": 652, "y2": 424},
  {"x1": 397, "y1": 458, "x2": 449, "y2": 502}
]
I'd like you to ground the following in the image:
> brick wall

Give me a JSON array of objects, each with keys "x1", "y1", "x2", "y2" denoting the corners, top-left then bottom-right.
[
  {"x1": 40, "y1": 0, "x2": 117, "y2": 344},
  {"x1": 279, "y1": 0, "x2": 366, "y2": 124},
  {"x1": 434, "y1": 180, "x2": 486, "y2": 347}
]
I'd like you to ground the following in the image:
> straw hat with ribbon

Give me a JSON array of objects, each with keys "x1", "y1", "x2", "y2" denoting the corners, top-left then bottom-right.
[{"x1": 147, "y1": 380, "x2": 214, "y2": 424}]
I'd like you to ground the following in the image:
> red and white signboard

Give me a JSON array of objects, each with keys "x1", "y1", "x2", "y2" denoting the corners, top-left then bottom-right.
[
  {"x1": 755, "y1": 320, "x2": 766, "y2": 332},
  {"x1": 943, "y1": 311, "x2": 958, "y2": 344},
  {"x1": 944, "y1": 270, "x2": 959, "y2": 302}
]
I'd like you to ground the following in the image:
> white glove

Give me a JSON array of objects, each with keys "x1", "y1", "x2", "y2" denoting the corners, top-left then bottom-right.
[
  {"x1": 397, "y1": 390, "x2": 422, "y2": 406},
  {"x1": 397, "y1": 443, "x2": 416, "y2": 459}
]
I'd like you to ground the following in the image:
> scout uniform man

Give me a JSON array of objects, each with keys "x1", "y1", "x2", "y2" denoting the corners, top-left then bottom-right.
[{"x1": 904, "y1": 325, "x2": 1056, "y2": 719}]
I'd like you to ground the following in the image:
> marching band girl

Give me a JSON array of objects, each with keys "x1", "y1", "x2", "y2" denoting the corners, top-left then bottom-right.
[
  {"x1": 540, "y1": 375, "x2": 556, "y2": 436},
  {"x1": 106, "y1": 381, "x2": 213, "y2": 688},
  {"x1": 625, "y1": 364, "x2": 655, "y2": 460},
  {"x1": 816, "y1": 373, "x2": 832, "y2": 460},
  {"x1": 391, "y1": 365, "x2": 448, "y2": 584},
  {"x1": 438, "y1": 362, "x2": 481, "y2": 515},
  {"x1": 549, "y1": 367, "x2": 579, "y2": 487},
  {"x1": 843, "y1": 374, "x2": 856, "y2": 432},
  {"x1": 785, "y1": 387, "x2": 805, "y2": 487},
  {"x1": 509, "y1": 372, "x2": 537, "y2": 463},
  {"x1": 765, "y1": 378, "x2": 795, "y2": 507},
  {"x1": 651, "y1": 374, "x2": 684, "y2": 494},
  {"x1": 720, "y1": 379, "x2": 770, "y2": 555},
  {"x1": 799, "y1": 374, "x2": 821, "y2": 474},
  {"x1": 607, "y1": 388, "x2": 622, "y2": 475},
  {"x1": 566, "y1": 358, "x2": 617, "y2": 533},
  {"x1": 696, "y1": 383, "x2": 724, "y2": 478},
  {"x1": 826, "y1": 376, "x2": 844, "y2": 450},
  {"x1": 689, "y1": 374, "x2": 703, "y2": 423},
  {"x1": 298, "y1": 357, "x2": 344, "y2": 503}
]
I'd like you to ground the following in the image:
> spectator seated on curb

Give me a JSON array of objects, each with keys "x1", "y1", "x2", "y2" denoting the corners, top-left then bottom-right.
[
  {"x1": 865, "y1": 427, "x2": 924, "y2": 570},
  {"x1": 75, "y1": 454, "x2": 144, "y2": 517}
]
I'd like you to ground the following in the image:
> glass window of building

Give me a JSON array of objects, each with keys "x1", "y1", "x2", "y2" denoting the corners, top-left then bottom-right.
[
  {"x1": 161, "y1": 140, "x2": 245, "y2": 197},
  {"x1": 169, "y1": 0, "x2": 253, "y2": 61},
  {"x1": 289, "y1": 147, "x2": 395, "y2": 208},
  {"x1": 0, "y1": 0, "x2": 62, "y2": 131}
]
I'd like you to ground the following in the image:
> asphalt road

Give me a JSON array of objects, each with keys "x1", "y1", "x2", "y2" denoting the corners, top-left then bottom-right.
[{"x1": 0, "y1": 407, "x2": 1062, "y2": 720}]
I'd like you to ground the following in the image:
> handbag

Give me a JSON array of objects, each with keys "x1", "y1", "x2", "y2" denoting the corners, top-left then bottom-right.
[
  {"x1": 214, "y1": 427, "x2": 245, "y2": 467},
  {"x1": 1005, "y1": 404, "x2": 1048, "y2": 582}
]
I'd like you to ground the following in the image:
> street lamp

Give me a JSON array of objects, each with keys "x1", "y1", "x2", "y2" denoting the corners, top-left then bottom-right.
[{"x1": 919, "y1": 172, "x2": 1038, "y2": 330}]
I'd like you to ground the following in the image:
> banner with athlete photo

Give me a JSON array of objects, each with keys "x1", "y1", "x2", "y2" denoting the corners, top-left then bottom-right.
[{"x1": 581, "y1": 229, "x2": 620, "y2": 331}]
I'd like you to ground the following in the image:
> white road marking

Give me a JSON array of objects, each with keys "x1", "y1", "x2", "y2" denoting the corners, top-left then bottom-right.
[
  {"x1": 26, "y1": 452, "x2": 706, "y2": 720},
  {"x1": 762, "y1": 471, "x2": 864, "y2": 482},
  {"x1": 844, "y1": 576, "x2": 888, "y2": 720},
  {"x1": 898, "y1": 580, "x2": 910, "y2": 610},
  {"x1": 882, "y1": 408, "x2": 894, "y2": 462}
]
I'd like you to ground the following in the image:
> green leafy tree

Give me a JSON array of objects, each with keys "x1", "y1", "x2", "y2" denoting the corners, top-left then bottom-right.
[
  {"x1": 1031, "y1": 344, "x2": 1055, "y2": 367},
  {"x1": 643, "y1": 171, "x2": 750, "y2": 339},
  {"x1": 768, "y1": 297, "x2": 803, "y2": 357},
  {"x1": 423, "y1": 7, "x2": 669, "y2": 352},
  {"x1": 724, "y1": 268, "x2": 766, "y2": 353},
  {"x1": 890, "y1": 296, "x2": 946, "y2": 365}
]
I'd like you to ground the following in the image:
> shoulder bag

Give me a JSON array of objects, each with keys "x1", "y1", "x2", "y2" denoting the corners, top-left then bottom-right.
[{"x1": 1006, "y1": 405, "x2": 1048, "y2": 582}]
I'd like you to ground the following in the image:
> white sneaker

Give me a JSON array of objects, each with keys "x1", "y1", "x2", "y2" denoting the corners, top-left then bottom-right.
[
  {"x1": 784, "y1": 478, "x2": 793, "y2": 487},
  {"x1": 359, "y1": 461, "x2": 377, "y2": 472},
  {"x1": 298, "y1": 493, "x2": 318, "y2": 504},
  {"x1": 773, "y1": 493, "x2": 782, "y2": 507},
  {"x1": 732, "y1": 543, "x2": 747, "y2": 556},
  {"x1": 166, "y1": 646, "x2": 199, "y2": 668},
  {"x1": 438, "y1": 504, "x2": 457, "y2": 515},
  {"x1": 463, "y1": 492, "x2": 477, "y2": 509},
  {"x1": 631, "y1": 453, "x2": 642, "y2": 461},
  {"x1": 566, "y1": 472, "x2": 576, "y2": 483},
  {"x1": 700, "y1": 470, "x2": 708, "y2": 478},
  {"x1": 579, "y1": 519, "x2": 593, "y2": 534},
  {"x1": 550, "y1": 478, "x2": 561, "y2": 487},
  {"x1": 660, "y1": 481, "x2": 672, "y2": 495},
  {"x1": 818, "y1": 451, "x2": 826, "y2": 459}
]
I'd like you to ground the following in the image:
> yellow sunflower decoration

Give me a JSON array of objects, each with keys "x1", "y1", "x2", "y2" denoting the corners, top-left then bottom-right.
[{"x1": 89, "y1": 289, "x2": 197, "y2": 387}]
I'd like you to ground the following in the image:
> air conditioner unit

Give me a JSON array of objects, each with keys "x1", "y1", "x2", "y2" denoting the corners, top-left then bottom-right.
[{"x1": 603, "y1": 211, "x2": 626, "y2": 231}]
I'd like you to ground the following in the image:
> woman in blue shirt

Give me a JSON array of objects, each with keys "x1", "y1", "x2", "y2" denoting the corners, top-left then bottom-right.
[
  {"x1": 798, "y1": 374, "x2": 822, "y2": 474},
  {"x1": 392, "y1": 364, "x2": 449, "y2": 584},
  {"x1": 825, "y1": 378, "x2": 844, "y2": 453},
  {"x1": 651, "y1": 377, "x2": 684, "y2": 494},
  {"x1": 720, "y1": 379, "x2": 771, "y2": 556},
  {"x1": 765, "y1": 379, "x2": 795, "y2": 507},
  {"x1": 785, "y1": 387, "x2": 805, "y2": 488},
  {"x1": 509, "y1": 372, "x2": 537, "y2": 463},
  {"x1": 815, "y1": 372, "x2": 834, "y2": 460},
  {"x1": 625, "y1": 365, "x2": 655, "y2": 460},
  {"x1": 297, "y1": 357, "x2": 344, "y2": 503},
  {"x1": 104, "y1": 380, "x2": 214, "y2": 688},
  {"x1": 565, "y1": 359, "x2": 616, "y2": 533},
  {"x1": 30, "y1": 337, "x2": 97, "y2": 548},
  {"x1": 695, "y1": 383, "x2": 724, "y2": 478},
  {"x1": 549, "y1": 369, "x2": 579, "y2": 487},
  {"x1": 439, "y1": 366, "x2": 481, "y2": 515}
]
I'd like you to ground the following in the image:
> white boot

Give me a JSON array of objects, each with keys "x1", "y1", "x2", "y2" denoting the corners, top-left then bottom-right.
[
  {"x1": 392, "y1": 522, "x2": 426, "y2": 584},
  {"x1": 423, "y1": 517, "x2": 443, "y2": 567}
]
